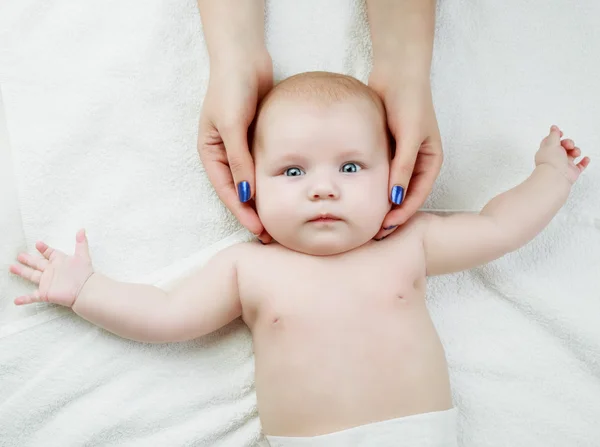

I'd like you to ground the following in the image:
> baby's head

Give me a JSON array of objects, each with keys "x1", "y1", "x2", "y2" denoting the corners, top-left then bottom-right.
[{"x1": 252, "y1": 71, "x2": 392, "y2": 256}]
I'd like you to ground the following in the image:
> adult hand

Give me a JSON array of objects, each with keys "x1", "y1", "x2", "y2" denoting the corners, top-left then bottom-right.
[
  {"x1": 198, "y1": 52, "x2": 273, "y2": 241},
  {"x1": 369, "y1": 68, "x2": 443, "y2": 240}
]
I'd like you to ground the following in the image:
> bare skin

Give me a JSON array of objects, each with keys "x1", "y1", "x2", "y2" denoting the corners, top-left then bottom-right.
[
  {"x1": 196, "y1": 0, "x2": 442, "y2": 243},
  {"x1": 10, "y1": 216, "x2": 452, "y2": 437},
  {"x1": 239, "y1": 219, "x2": 452, "y2": 436},
  {"x1": 10, "y1": 81, "x2": 589, "y2": 439}
]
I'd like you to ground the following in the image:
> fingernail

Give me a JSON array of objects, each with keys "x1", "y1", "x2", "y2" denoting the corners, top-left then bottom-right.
[
  {"x1": 390, "y1": 185, "x2": 405, "y2": 205},
  {"x1": 383, "y1": 225, "x2": 398, "y2": 231},
  {"x1": 237, "y1": 181, "x2": 251, "y2": 203},
  {"x1": 257, "y1": 238, "x2": 265, "y2": 245}
]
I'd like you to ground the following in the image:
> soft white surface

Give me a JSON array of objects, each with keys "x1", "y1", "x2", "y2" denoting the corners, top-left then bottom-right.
[
  {"x1": 0, "y1": 0, "x2": 599, "y2": 446},
  {"x1": 264, "y1": 408, "x2": 458, "y2": 447},
  {"x1": 0, "y1": 86, "x2": 36, "y2": 326}
]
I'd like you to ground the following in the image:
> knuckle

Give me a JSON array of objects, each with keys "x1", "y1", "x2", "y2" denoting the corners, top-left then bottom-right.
[
  {"x1": 432, "y1": 152, "x2": 444, "y2": 171},
  {"x1": 227, "y1": 155, "x2": 246, "y2": 174},
  {"x1": 199, "y1": 143, "x2": 222, "y2": 163},
  {"x1": 219, "y1": 117, "x2": 246, "y2": 137},
  {"x1": 395, "y1": 163, "x2": 415, "y2": 178},
  {"x1": 198, "y1": 126, "x2": 222, "y2": 150},
  {"x1": 228, "y1": 154, "x2": 252, "y2": 178}
]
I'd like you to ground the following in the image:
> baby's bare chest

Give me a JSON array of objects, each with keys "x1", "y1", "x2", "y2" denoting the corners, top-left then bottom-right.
[{"x1": 240, "y1": 241, "x2": 426, "y2": 329}]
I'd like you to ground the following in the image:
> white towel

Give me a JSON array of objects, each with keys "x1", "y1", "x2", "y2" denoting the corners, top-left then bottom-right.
[
  {"x1": 1, "y1": 0, "x2": 599, "y2": 446},
  {"x1": 0, "y1": 87, "x2": 36, "y2": 326}
]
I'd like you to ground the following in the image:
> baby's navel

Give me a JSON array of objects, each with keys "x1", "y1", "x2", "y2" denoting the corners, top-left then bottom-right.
[{"x1": 272, "y1": 317, "x2": 280, "y2": 324}]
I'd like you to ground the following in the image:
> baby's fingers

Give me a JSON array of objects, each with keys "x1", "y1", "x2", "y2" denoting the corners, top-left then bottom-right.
[
  {"x1": 9, "y1": 264, "x2": 42, "y2": 285},
  {"x1": 14, "y1": 291, "x2": 44, "y2": 306},
  {"x1": 567, "y1": 147, "x2": 581, "y2": 162},
  {"x1": 36, "y1": 241, "x2": 57, "y2": 260},
  {"x1": 549, "y1": 125, "x2": 563, "y2": 138},
  {"x1": 17, "y1": 252, "x2": 48, "y2": 272},
  {"x1": 561, "y1": 139, "x2": 575, "y2": 150},
  {"x1": 576, "y1": 156, "x2": 591, "y2": 172}
]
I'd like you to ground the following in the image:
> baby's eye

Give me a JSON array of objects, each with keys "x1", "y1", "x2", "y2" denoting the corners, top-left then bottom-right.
[
  {"x1": 284, "y1": 167, "x2": 305, "y2": 177},
  {"x1": 340, "y1": 162, "x2": 361, "y2": 173}
]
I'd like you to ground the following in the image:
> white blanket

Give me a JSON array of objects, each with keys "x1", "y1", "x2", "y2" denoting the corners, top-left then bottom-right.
[{"x1": 1, "y1": 0, "x2": 599, "y2": 446}]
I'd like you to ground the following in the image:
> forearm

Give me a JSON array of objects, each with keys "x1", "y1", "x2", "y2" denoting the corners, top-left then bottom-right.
[
  {"x1": 72, "y1": 273, "x2": 172, "y2": 343},
  {"x1": 366, "y1": 0, "x2": 436, "y2": 77},
  {"x1": 197, "y1": 0, "x2": 267, "y2": 66},
  {"x1": 481, "y1": 164, "x2": 572, "y2": 251}
]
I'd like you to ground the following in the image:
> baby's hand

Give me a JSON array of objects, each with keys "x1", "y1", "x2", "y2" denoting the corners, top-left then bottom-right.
[
  {"x1": 9, "y1": 229, "x2": 94, "y2": 307},
  {"x1": 535, "y1": 125, "x2": 590, "y2": 184}
]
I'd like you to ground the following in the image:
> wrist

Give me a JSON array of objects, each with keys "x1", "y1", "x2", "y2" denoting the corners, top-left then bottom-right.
[
  {"x1": 209, "y1": 42, "x2": 270, "y2": 68},
  {"x1": 72, "y1": 271, "x2": 96, "y2": 308},
  {"x1": 210, "y1": 47, "x2": 271, "y2": 77},
  {"x1": 371, "y1": 47, "x2": 432, "y2": 81},
  {"x1": 368, "y1": 66, "x2": 432, "y2": 104},
  {"x1": 535, "y1": 163, "x2": 573, "y2": 187}
]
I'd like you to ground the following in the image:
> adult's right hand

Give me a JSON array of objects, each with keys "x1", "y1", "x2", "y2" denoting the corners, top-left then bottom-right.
[{"x1": 198, "y1": 51, "x2": 273, "y2": 240}]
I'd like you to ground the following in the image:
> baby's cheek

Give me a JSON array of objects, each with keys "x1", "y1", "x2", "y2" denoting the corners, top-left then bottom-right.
[
  {"x1": 354, "y1": 183, "x2": 390, "y2": 228},
  {"x1": 256, "y1": 192, "x2": 296, "y2": 235},
  {"x1": 357, "y1": 179, "x2": 389, "y2": 208}
]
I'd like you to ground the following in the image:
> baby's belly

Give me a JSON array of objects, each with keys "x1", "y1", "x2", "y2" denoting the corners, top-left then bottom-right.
[{"x1": 251, "y1": 292, "x2": 452, "y2": 437}]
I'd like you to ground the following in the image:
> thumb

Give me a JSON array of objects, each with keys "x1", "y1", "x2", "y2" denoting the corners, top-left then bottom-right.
[
  {"x1": 75, "y1": 229, "x2": 91, "y2": 259},
  {"x1": 389, "y1": 134, "x2": 419, "y2": 205},
  {"x1": 221, "y1": 124, "x2": 256, "y2": 204},
  {"x1": 547, "y1": 125, "x2": 562, "y2": 144}
]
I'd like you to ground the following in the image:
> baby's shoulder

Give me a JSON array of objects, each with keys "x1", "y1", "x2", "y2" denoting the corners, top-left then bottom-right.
[
  {"x1": 203, "y1": 241, "x2": 261, "y2": 272},
  {"x1": 234, "y1": 241, "x2": 303, "y2": 285},
  {"x1": 225, "y1": 240, "x2": 262, "y2": 262},
  {"x1": 406, "y1": 211, "x2": 434, "y2": 227},
  {"x1": 230, "y1": 240, "x2": 283, "y2": 267},
  {"x1": 384, "y1": 211, "x2": 431, "y2": 243}
]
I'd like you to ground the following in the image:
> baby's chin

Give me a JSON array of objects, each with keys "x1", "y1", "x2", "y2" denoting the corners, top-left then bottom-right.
[{"x1": 274, "y1": 234, "x2": 370, "y2": 256}]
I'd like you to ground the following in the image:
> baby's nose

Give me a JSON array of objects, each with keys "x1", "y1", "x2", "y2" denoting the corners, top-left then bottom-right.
[
  {"x1": 312, "y1": 190, "x2": 337, "y2": 199},
  {"x1": 310, "y1": 180, "x2": 340, "y2": 200}
]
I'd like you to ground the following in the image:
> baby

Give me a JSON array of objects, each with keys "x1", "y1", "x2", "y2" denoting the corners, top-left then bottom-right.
[{"x1": 10, "y1": 72, "x2": 590, "y2": 446}]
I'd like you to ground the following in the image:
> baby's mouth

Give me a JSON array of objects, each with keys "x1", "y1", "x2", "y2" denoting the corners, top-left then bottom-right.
[{"x1": 308, "y1": 214, "x2": 342, "y2": 223}]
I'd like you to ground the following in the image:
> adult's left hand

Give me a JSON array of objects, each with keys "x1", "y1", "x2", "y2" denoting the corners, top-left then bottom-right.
[{"x1": 369, "y1": 68, "x2": 443, "y2": 240}]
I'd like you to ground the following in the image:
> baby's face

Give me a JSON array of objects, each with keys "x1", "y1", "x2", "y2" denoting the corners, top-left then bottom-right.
[{"x1": 254, "y1": 96, "x2": 391, "y2": 255}]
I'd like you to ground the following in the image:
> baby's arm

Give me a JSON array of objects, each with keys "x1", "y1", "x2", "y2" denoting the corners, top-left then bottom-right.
[
  {"x1": 74, "y1": 247, "x2": 242, "y2": 343},
  {"x1": 422, "y1": 126, "x2": 590, "y2": 276},
  {"x1": 10, "y1": 230, "x2": 244, "y2": 343}
]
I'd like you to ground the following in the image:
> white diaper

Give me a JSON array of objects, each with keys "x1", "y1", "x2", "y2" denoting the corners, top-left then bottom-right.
[{"x1": 261, "y1": 407, "x2": 458, "y2": 447}]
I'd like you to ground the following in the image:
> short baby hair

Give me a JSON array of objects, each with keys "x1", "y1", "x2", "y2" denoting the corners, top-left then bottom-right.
[
  {"x1": 260, "y1": 71, "x2": 384, "y2": 111},
  {"x1": 251, "y1": 71, "x2": 391, "y2": 154}
]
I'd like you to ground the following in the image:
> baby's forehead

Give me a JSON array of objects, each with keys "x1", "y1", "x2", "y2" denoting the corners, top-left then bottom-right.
[
  {"x1": 258, "y1": 72, "x2": 384, "y2": 119},
  {"x1": 258, "y1": 98, "x2": 380, "y2": 147},
  {"x1": 261, "y1": 95, "x2": 377, "y2": 130},
  {"x1": 253, "y1": 73, "x2": 386, "y2": 149}
]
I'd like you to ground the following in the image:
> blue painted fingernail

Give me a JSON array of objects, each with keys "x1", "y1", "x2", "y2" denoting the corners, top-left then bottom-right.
[
  {"x1": 390, "y1": 185, "x2": 405, "y2": 205},
  {"x1": 383, "y1": 225, "x2": 398, "y2": 231},
  {"x1": 237, "y1": 181, "x2": 251, "y2": 203}
]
